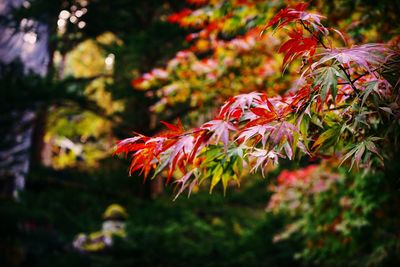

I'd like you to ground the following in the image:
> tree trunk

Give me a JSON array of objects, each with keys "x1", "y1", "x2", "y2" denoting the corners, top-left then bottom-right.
[
  {"x1": 0, "y1": 0, "x2": 52, "y2": 199},
  {"x1": 0, "y1": 108, "x2": 36, "y2": 199}
]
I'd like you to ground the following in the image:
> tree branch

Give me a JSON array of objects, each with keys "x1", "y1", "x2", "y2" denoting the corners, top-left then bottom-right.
[{"x1": 300, "y1": 21, "x2": 360, "y2": 95}]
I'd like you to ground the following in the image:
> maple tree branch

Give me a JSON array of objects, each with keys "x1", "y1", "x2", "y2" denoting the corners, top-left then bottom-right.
[
  {"x1": 299, "y1": 21, "x2": 328, "y2": 49},
  {"x1": 338, "y1": 65, "x2": 359, "y2": 92},
  {"x1": 337, "y1": 67, "x2": 381, "y2": 85},
  {"x1": 351, "y1": 67, "x2": 381, "y2": 83},
  {"x1": 300, "y1": 20, "x2": 361, "y2": 96}
]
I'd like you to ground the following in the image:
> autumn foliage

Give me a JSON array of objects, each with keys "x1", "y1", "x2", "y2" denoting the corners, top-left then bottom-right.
[{"x1": 117, "y1": 1, "x2": 399, "y2": 198}]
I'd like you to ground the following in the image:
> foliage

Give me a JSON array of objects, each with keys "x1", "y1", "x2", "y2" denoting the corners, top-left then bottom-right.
[
  {"x1": 2, "y1": 0, "x2": 400, "y2": 266},
  {"x1": 117, "y1": 2, "x2": 400, "y2": 197},
  {"x1": 44, "y1": 34, "x2": 122, "y2": 169},
  {"x1": 131, "y1": 1, "x2": 289, "y2": 119},
  {"x1": 115, "y1": 2, "x2": 400, "y2": 265},
  {"x1": 267, "y1": 158, "x2": 400, "y2": 266}
]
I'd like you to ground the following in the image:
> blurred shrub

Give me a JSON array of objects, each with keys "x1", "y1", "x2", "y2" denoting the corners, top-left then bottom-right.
[{"x1": 267, "y1": 159, "x2": 400, "y2": 266}]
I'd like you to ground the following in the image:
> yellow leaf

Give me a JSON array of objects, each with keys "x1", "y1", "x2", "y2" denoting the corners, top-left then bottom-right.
[
  {"x1": 209, "y1": 164, "x2": 223, "y2": 193},
  {"x1": 312, "y1": 127, "x2": 339, "y2": 150}
]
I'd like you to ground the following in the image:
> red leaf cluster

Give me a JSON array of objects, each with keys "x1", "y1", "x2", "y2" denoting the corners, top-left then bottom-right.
[
  {"x1": 266, "y1": 2, "x2": 309, "y2": 29},
  {"x1": 279, "y1": 28, "x2": 317, "y2": 69}
]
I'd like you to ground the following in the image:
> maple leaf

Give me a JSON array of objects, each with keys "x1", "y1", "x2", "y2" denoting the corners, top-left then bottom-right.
[
  {"x1": 173, "y1": 169, "x2": 196, "y2": 201},
  {"x1": 312, "y1": 126, "x2": 341, "y2": 150},
  {"x1": 218, "y1": 92, "x2": 264, "y2": 119},
  {"x1": 249, "y1": 149, "x2": 281, "y2": 176},
  {"x1": 265, "y1": 2, "x2": 327, "y2": 35},
  {"x1": 246, "y1": 107, "x2": 278, "y2": 127},
  {"x1": 312, "y1": 44, "x2": 389, "y2": 73},
  {"x1": 237, "y1": 124, "x2": 275, "y2": 147},
  {"x1": 127, "y1": 137, "x2": 167, "y2": 178},
  {"x1": 201, "y1": 120, "x2": 237, "y2": 150},
  {"x1": 114, "y1": 136, "x2": 144, "y2": 155},
  {"x1": 243, "y1": 96, "x2": 281, "y2": 127},
  {"x1": 279, "y1": 28, "x2": 317, "y2": 71},
  {"x1": 186, "y1": 130, "x2": 212, "y2": 162},
  {"x1": 160, "y1": 119, "x2": 185, "y2": 135},
  {"x1": 340, "y1": 137, "x2": 383, "y2": 169},
  {"x1": 269, "y1": 122, "x2": 299, "y2": 149},
  {"x1": 163, "y1": 135, "x2": 195, "y2": 182},
  {"x1": 266, "y1": 3, "x2": 309, "y2": 29},
  {"x1": 285, "y1": 85, "x2": 312, "y2": 112},
  {"x1": 313, "y1": 66, "x2": 340, "y2": 101},
  {"x1": 296, "y1": 11, "x2": 326, "y2": 34}
]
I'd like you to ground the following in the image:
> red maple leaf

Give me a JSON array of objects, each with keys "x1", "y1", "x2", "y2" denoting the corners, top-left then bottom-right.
[
  {"x1": 246, "y1": 106, "x2": 278, "y2": 127},
  {"x1": 279, "y1": 28, "x2": 317, "y2": 70},
  {"x1": 160, "y1": 119, "x2": 185, "y2": 135},
  {"x1": 266, "y1": 2, "x2": 309, "y2": 29}
]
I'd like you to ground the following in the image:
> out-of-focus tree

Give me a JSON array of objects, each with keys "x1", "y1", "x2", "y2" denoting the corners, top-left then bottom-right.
[
  {"x1": 130, "y1": 0, "x2": 400, "y2": 124},
  {"x1": 0, "y1": 0, "x2": 186, "y2": 198}
]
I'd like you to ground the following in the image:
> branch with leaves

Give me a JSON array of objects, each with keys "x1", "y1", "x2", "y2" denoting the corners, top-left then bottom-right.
[{"x1": 116, "y1": 2, "x2": 399, "y2": 198}]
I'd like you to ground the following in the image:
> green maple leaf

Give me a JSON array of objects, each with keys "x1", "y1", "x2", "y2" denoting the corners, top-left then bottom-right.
[{"x1": 313, "y1": 66, "x2": 339, "y2": 102}]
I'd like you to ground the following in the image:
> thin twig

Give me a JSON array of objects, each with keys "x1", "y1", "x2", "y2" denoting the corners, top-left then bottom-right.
[{"x1": 300, "y1": 21, "x2": 360, "y2": 95}]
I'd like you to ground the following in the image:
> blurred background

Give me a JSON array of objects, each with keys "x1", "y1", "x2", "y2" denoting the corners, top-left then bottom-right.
[{"x1": 0, "y1": 0, "x2": 399, "y2": 266}]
